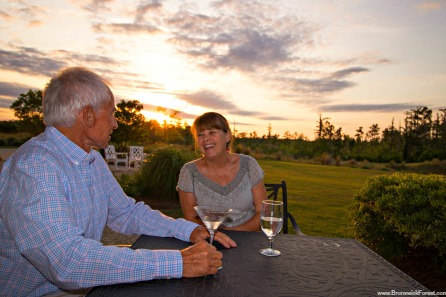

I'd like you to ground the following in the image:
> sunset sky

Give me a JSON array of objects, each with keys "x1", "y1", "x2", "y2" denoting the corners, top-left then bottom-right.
[{"x1": 0, "y1": 0, "x2": 445, "y2": 139}]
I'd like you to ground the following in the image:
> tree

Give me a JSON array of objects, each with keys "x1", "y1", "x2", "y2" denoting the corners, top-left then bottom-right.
[
  {"x1": 354, "y1": 127, "x2": 364, "y2": 142},
  {"x1": 315, "y1": 114, "x2": 330, "y2": 139},
  {"x1": 10, "y1": 89, "x2": 45, "y2": 136},
  {"x1": 366, "y1": 124, "x2": 380, "y2": 143},
  {"x1": 112, "y1": 100, "x2": 146, "y2": 150},
  {"x1": 403, "y1": 106, "x2": 433, "y2": 161},
  {"x1": 382, "y1": 119, "x2": 403, "y2": 162}
]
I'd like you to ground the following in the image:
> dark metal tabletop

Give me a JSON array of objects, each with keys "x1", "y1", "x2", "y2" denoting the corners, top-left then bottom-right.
[{"x1": 87, "y1": 230, "x2": 431, "y2": 297}]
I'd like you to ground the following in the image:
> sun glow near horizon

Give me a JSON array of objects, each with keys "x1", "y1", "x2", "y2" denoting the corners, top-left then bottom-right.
[{"x1": 131, "y1": 91, "x2": 206, "y2": 126}]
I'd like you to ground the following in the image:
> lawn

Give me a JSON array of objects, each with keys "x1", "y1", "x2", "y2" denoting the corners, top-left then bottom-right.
[{"x1": 258, "y1": 160, "x2": 391, "y2": 238}]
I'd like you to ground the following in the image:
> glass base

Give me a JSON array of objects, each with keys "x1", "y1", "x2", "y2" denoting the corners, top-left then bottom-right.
[{"x1": 259, "y1": 248, "x2": 281, "y2": 256}]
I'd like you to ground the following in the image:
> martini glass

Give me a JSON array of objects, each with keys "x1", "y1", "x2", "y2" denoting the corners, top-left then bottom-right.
[{"x1": 194, "y1": 205, "x2": 232, "y2": 245}]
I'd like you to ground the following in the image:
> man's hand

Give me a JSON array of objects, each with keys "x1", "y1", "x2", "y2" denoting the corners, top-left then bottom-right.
[
  {"x1": 189, "y1": 226, "x2": 237, "y2": 248},
  {"x1": 180, "y1": 241, "x2": 222, "y2": 277}
]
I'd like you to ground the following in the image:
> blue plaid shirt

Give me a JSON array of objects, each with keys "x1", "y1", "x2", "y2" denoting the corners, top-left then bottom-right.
[{"x1": 0, "y1": 127, "x2": 198, "y2": 297}]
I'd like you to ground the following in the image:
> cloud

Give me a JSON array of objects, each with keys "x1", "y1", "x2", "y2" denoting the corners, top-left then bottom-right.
[
  {"x1": 92, "y1": 23, "x2": 160, "y2": 34},
  {"x1": 138, "y1": 102, "x2": 197, "y2": 120},
  {"x1": 318, "y1": 103, "x2": 417, "y2": 113},
  {"x1": 330, "y1": 67, "x2": 369, "y2": 79},
  {"x1": 27, "y1": 20, "x2": 43, "y2": 27},
  {"x1": 415, "y1": 1, "x2": 446, "y2": 12},
  {"x1": 0, "y1": 45, "x2": 121, "y2": 77},
  {"x1": 135, "y1": 0, "x2": 164, "y2": 23},
  {"x1": 230, "y1": 109, "x2": 263, "y2": 117},
  {"x1": 258, "y1": 115, "x2": 289, "y2": 121},
  {"x1": 0, "y1": 10, "x2": 13, "y2": 20},
  {"x1": 91, "y1": 0, "x2": 165, "y2": 35},
  {"x1": 275, "y1": 77, "x2": 356, "y2": 98},
  {"x1": 0, "y1": 47, "x2": 67, "y2": 76},
  {"x1": 177, "y1": 90, "x2": 238, "y2": 110},
  {"x1": 167, "y1": 1, "x2": 314, "y2": 72},
  {"x1": 141, "y1": 89, "x2": 266, "y2": 118},
  {"x1": 118, "y1": 79, "x2": 164, "y2": 91},
  {"x1": 0, "y1": 82, "x2": 36, "y2": 100},
  {"x1": 0, "y1": 98, "x2": 13, "y2": 109},
  {"x1": 161, "y1": 0, "x2": 389, "y2": 101},
  {"x1": 0, "y1": 0, "x2": 395, "y2": 119},
  {"x1": 1, "y1": 2, "x2": 47, "y2": 23},
  {"x1": 71, "y1": 0, "x2": 114, "y2": 13}
]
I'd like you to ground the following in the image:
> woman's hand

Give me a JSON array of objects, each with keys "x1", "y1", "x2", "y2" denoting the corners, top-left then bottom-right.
[{"x1": 190, "y1": 226, "x2": 237, "y2": 248}]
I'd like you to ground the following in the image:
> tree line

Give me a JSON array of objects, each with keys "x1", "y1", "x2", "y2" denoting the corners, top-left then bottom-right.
[{"x1": 1, "y1": 89, "x2": 445, "y2": 163}]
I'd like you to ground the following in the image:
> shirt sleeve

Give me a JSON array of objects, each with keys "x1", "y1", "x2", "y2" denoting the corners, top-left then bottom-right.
[
  {"x1": 246, "y1": 155, "x2": 265, "y2": 187},
  {"x1": 176, "y1": 163, "x2": 194, "y2": 193},
  {"x1": 106, "y1": 187, "x2": 198, "y2": 242}
]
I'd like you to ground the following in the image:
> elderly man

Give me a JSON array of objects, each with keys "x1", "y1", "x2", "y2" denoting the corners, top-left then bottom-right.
[{"x1": 0, "y1": 67, "x2": 236, "y2": 297}]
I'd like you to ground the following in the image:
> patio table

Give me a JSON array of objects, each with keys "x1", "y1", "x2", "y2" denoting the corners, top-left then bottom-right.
[{"x1": 87, "y1": 230, "x2": 432, "y2": 296}]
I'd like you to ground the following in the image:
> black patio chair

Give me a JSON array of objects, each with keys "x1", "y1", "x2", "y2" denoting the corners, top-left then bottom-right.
[{"x1": 264, "y1": 180, "x2": 304, "y2": 235}]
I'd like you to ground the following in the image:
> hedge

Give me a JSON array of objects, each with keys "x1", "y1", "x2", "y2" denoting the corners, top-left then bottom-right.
[{"x1": 350, "y1": 172, "x2": 446, "y2": 266}]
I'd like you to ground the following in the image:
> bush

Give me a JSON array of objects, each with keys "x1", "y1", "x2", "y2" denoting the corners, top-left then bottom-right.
[
  {"x1": 7, "y1": 137, "x2": 16, "y2": 146},
  {"x1": 139, "y1": 148, "x2": 194, "y2": 202},
  {"x1": 317, "y1": 153, "x2": 333, "y2": 165},
  {"x1": 351, "y1": 173, "x2": 446, "y2": 268},
  {"x1": 116, "y1": 172, "x2": 142, "y2": 198}
]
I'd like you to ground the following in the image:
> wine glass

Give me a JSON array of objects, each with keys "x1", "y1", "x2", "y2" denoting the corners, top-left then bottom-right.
[
  {"x1": 194, "y1": 205, "x2": 232, "y2": 245},
  {"x1": 259, "y1": 200, "x2": 283, "y2": 256}
]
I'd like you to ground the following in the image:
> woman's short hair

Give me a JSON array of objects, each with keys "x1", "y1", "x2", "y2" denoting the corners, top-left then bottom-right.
[
  {"x1": 191, "y1": 112, "x2": 232, "y2": 149},
  {"x1": 43, "y1": 67, "x2": 113, "y2": 127}
]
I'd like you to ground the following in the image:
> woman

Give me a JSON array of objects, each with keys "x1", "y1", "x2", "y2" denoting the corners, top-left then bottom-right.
[{"x1": 177, "y1": 112, "x2": 267, "y2": 231}]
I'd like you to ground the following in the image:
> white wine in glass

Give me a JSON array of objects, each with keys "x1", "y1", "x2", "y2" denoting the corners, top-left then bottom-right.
[
  {"x1": 259, "y1": 200, "x2": 283, "y2": 256},
  {"x1": 194, "y1": 205, "x2": 232, "y2": 245}
]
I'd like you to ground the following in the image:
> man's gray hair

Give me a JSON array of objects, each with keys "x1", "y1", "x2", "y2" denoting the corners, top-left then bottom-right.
[{"x1": 43, "y1": 67, "x2": 113, "y2": 127}]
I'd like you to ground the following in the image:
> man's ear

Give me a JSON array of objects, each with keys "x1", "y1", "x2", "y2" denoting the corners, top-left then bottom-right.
[{"x1": 83, "y1": 105, "x2": 95, "y2": 128}]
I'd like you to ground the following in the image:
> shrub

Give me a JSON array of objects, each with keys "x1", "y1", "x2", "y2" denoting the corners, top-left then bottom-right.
[
  {"x1": 235, "y1": 144, "x2": 243, "y2": 154},
  {"x1": 7, "y1": 137, "x2": 16, "y2": 146},
  {"x1": 116, "y1": 172, "x2": 142, "y2": 198},
  {"x1": 318, "y1": 153, "x2": 333, "y2": 165},
  {"x1": 139, "y1": 148, "x2": 194, "y2": 202},
  {"x1": 335, "y1": 156, "x2": 342, "y2": 166},
  {"x1": 351, "y1": 173, "x2": 446, "y2": 268}
]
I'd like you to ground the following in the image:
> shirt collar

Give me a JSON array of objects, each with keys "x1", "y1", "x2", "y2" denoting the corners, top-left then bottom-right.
[{"x1": 44, "y1": 126, "x2": 96, "y2": 166}]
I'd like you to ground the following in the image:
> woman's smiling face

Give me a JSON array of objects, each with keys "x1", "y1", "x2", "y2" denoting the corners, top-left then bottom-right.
[{"x1": 197, "y1": 128, "x2": 230, "y2": 157}]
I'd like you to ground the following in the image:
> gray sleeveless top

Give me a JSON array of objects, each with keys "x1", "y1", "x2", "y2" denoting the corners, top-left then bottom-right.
[{"x1": 177, "y1": 154, "x2": 264, "y2": 227}]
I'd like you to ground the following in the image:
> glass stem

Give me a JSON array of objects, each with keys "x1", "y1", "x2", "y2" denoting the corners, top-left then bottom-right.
[
  {"x1": 268, "y1": 237, "x2": 274, "y2": 250},
  {"x1": 209, "y1": 230, "x2": 215, "y2": 245}
]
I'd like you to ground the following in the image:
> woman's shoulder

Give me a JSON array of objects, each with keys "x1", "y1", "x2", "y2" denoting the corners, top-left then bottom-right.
[
  {"x1": 238, "y1": 154, "x2": 259, "y2": 165},
  {"x1": 181, "y1": 158, "x2": 201, "y2": 173}
]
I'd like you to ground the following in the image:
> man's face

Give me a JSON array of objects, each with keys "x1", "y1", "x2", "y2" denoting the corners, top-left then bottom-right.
[{"x1": 88, "y1": 100, "x2": 118, "y2": 150}]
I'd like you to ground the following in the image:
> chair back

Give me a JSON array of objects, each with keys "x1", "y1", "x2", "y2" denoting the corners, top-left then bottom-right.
[
  {"x1": 129, "y1": 146, "x2": 145, "y2": 168},
  {"x1": 104, "y1": 145, "x2": 128, "y2": 168},
  {"x1": 264, "y1": 180, "x2": 304, "y2": 235},
  {"x1": 105, "y1": 145, "x2": 117, "y2": 159}
]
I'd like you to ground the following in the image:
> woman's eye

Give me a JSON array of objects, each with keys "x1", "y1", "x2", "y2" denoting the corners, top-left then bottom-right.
[{"x1": 197, "y1": 133, "x2": 204, "y2": 137}]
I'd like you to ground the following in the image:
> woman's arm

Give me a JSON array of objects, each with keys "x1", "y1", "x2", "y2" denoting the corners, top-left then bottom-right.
[{"x1": 179, "y1": 190, "x2": 203, "y2": 226}]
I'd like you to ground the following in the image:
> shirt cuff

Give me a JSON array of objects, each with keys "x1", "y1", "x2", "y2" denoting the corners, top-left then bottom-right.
[
  {"x1": 144, "y1": 250, "x2": 183, "y2": 279},
  {"x1": 173, "y1": 218, "x2": 200, "y2": 242}
]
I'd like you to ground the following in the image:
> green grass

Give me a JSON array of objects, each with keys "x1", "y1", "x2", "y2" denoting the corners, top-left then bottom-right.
[{"x1": 259, "y1": 160, "x2": 392, "y2": 238}]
